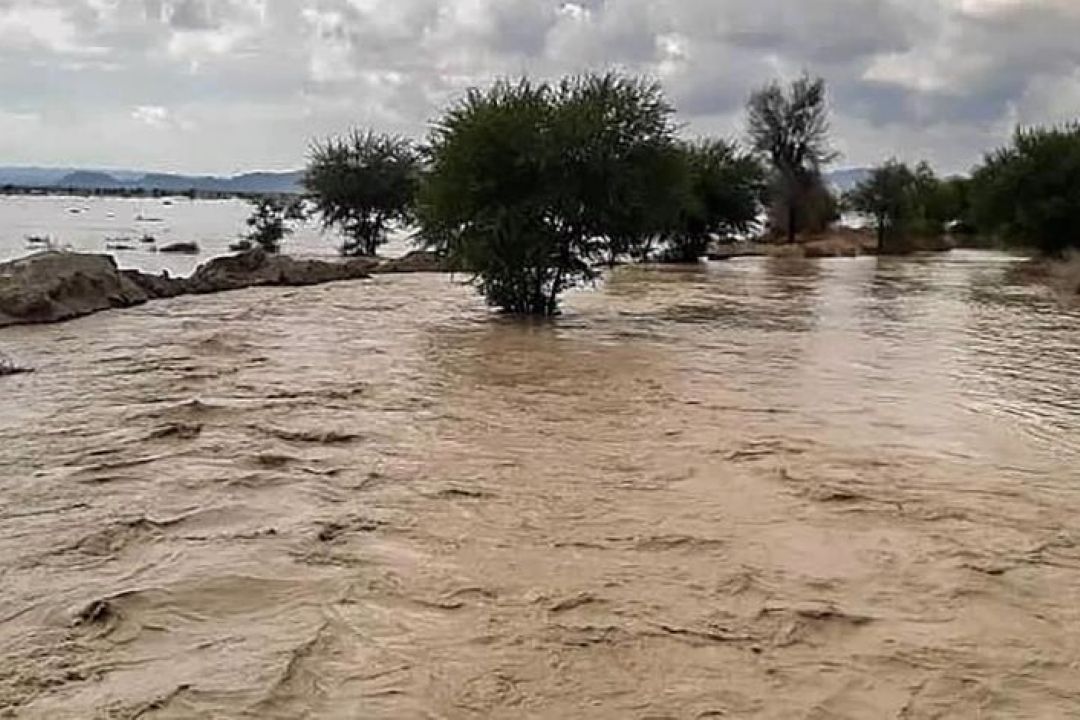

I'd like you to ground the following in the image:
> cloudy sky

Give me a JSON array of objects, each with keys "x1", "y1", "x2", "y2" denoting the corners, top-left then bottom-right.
[{"x1": 0, "y1": 0, "x2": 1077, "y2": 175}]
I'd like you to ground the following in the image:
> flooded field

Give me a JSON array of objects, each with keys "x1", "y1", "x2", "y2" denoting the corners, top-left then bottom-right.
[
  {"x1": 1, "y1": 251, "x2": 1079, "y2": 718},
  {"x1": 0, "y1": 196, "x2": 411, "y2": 276}
]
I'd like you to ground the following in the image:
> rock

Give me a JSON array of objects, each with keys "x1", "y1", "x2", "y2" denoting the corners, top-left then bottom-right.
[
  {"x1": 158, "y1": 242, "x2": 200, "y2": 254},
  {"x1": 184, "y1": 248, "x2": 376, "y2": 294},
  {"x1": 374, "y1": 250, "x2": 448, "y2": 273},
  {"x1": 0, "y1": 251, "x2": 150, "y2": 327}
]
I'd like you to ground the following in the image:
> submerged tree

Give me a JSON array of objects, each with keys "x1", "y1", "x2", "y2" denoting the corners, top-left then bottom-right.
[
  {"x1": 244, "y1": 196, "x2": 306, "y2": 253},
  {"x1": 847, "y1": 160, "x2": 918, "y2": 252},
  {"x1": 665, "y1": 139, "x2": 767, "y2": 262},
  {"x1": 550, "y1": 73, "x2": 685, "y2": 265},
  {"x1": 305, "y1": 131, "x2": 418, "y2": 256},
  {"x1": 418, "y1": 72, "x2": 684, "y2": 314},
  {"x1": 747, "y1": 74, "x2": 837, "y2": 243},
  {"x1": 969, "y1": 123, "x2": 1080, "y2": 256}
]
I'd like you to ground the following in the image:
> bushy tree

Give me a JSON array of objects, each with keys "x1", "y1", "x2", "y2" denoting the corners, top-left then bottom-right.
[
  {"x1": 969, "y1": 123, "x2": 1080, "y2": 256},
  {"x1": 747, "y1": 74, "x2": 837, "y2": 243},
  {"x1": 664, "y1": 139, "x2": 767, "y2": 262},
  {"x1": 848, "y1": 160, "x2": 971, "y2": 251},
  {"x1": 418, "y1": 73, "x2": 684, "y2": 314},
  {"x1": 305, "y1": 130, "x2": 418, "y2": 256},
  {"x1": 847, "y1": 159, "x2": 918, "y2": 252},
  {"x1": 551, "y1": 73, "x2": 686, "y2": 265},
  {"x1": 244, "y1": 196, "x2": 306, "y2": 253}
]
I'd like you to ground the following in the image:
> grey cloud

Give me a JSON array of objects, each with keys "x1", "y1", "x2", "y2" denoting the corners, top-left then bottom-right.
[
  {"x1": 0, "y1": 0, "x2": 1076, "y2": 174},
  {"x1": 167, "y1": 0, "x2": 216, "y2": 30}
]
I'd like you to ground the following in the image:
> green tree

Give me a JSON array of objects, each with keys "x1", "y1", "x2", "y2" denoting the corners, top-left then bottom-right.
[
  {"x1": 418, "y1": 73, "x2": 683, "y2": 314},
  {"x1": 244, "y1": 196, "x2": 306, "y2": 253},
  {"x1": 664, "y1": 139, "x2": 767, "y2": 262},
  {"x1": 550, "y1": 73, "x2": 685, "y2": 265},
  {"x1": 847, "y1": 159, "x2": 917, "y2": 252},
  {"x1": 747, "y1": 74, "x2": 837, "y2": 243},
  {"x1": 970, "y1": 123, "x2": 1080, "y2": 256},
  {"x1": 305, "y1": 130, "x2": 418, "y2": 256}
]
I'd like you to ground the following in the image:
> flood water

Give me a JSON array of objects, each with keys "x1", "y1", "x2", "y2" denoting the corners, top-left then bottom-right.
[
  {"x1": 1, "y1": 251, "x2": 1079, "y2": 718},
  {"x1": 0, "y1": 195, "x2": 411, "y2": 276}
]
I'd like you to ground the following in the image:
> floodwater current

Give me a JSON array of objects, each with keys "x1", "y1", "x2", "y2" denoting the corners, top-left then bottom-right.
[{"x1": 1, "y1": 251, "x2": 1078, "y2": 718}]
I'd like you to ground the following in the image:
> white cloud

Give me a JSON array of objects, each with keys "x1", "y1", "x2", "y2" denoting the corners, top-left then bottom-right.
[
  {"x1": 131, "y1": 105, "x2": 170, "y2": 127},
  {"x1": 0, "y1": 4, "x2": 102, "y2": 55}
]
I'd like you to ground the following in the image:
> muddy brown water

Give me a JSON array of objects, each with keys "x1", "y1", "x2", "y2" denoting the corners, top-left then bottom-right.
[{"x1": 1, "y1": 251, "x2": 1079, "y2": 719}]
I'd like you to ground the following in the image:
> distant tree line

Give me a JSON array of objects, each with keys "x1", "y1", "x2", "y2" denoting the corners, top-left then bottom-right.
[
  {"x1": 0, "y1": 185, "x2": 265, "y2": 201},
  {"x1": 846, "y1": 123, "x2": 1080, "y2": 257}
]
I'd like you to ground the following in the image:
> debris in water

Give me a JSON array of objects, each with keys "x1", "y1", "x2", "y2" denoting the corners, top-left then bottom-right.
[{"x1": 0, "y1": 351, "x2": 32, "y2": 377}]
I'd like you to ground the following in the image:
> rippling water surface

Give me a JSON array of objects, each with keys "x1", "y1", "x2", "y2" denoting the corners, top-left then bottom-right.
[{"x1": 1, "y1": 251, "x2": 1079, "y2": 718}]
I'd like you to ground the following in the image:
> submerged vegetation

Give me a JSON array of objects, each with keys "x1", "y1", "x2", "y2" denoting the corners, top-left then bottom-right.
[
  {"x1": 747, "y1": 74, "x2": 837, "y2": 243},
  {"x1": 244, "y1": 196, "x2": 305, "y2": 254},
  {"x1": 413, "y1": 71, "x2": 789, "y2": 314},
  {"x1": 846, "y1": 161, "x2": 965, "y2": 253},
  {"x1": 417, "y1": 74, "x2": 690, "y2": 314},
  {"x1": 969, "y1": 123, "x2": 1080, "y2": 256},
  {"x1": 304, "y1": 130, "x2": 418, "y2": 257},
  {"x1": 284, "y1": 70, "x2": 1079, "y2": 314}
]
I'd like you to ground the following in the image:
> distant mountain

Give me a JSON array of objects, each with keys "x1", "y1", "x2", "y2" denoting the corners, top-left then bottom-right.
[
  {"x1": 0, "y1": 166, "x2": 79, "y2": 186},
  {"x1": 126, "y1": 171, "x2": 304, "y2": 194},
  {"x1": 0, "y1": 166, "x2": 304, "y2": 194},
  {"x1": 825, "y1": 168, "x2": 872, "y2": 194},
  {"x1": 56, "y1": 171, "x2": 129, "y2": 190}
]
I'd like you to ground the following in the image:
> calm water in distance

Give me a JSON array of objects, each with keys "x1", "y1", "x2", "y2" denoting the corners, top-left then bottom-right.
[{"x1": 0, "y1": 195, "x2": 413, "y2": 275}]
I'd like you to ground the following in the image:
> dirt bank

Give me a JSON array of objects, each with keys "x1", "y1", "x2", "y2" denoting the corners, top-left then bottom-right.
[{"x1": 709, "y1": 228, "x2": 956, "y2": 261}]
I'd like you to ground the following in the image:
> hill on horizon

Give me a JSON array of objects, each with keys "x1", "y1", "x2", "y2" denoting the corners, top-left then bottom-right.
[
  {"x1": 0, "y1": 166, "x2": 304, "y2": 194},
  {"x1": 0, "y1": 165, "x2": 871, "y2": 197}
]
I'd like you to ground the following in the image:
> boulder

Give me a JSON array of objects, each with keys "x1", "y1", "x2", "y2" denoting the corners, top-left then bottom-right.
[{"x1": 0, "y1": 252, "x2": 150, "y2": 327}]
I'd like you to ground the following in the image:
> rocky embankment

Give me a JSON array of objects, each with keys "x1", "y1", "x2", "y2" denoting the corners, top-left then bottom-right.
[{"x1": 0, "y1": 248, "x2": 447, "y2": 328}]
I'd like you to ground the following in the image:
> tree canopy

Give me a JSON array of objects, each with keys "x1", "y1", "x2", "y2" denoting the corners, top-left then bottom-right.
[
  {"x1": 847, "y1": 160, "x2": 972, "y2": 252},
  {"x1": 747, "y1": 74, "x2": 837, "y2": 242},
  {"x1": 418, "y1": 72, "x2": 699, "y2": 315},
  {"x1": 304, "y1": 130, "x2": 418, "y2": 256},
  {"x1": 847, "y1": 160, "x2": 917, "y2": 253},
  {"x1": 244, "y1": 196, "x2": 305, "y2": 254},
  {"x1": 665, "y1": 140, "x2": 767, "y2": 262},
  {"x1": 969, "y1": 123, "x2": 1080, "y2": 256}
]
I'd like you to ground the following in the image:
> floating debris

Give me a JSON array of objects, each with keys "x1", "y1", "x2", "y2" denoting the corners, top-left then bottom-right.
[{"x1": 0, "y1": 351, "x2": 33, "y2": 377}]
